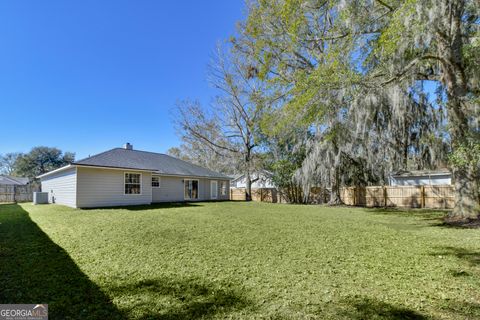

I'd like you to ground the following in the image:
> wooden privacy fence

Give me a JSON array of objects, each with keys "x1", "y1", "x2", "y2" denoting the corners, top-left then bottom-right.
[
  {"x1": 230, "y1": 188, "x2": 289, "y2": 203},
  {"x1": 340, "y1": 185, "x2": 455, "y2": 209},
  {"x1": 231, "y1": 185, "x2": 456, "y2": 209},
  {"x1": 0, "y1": 184, "x2": 38, "y2": 203}
]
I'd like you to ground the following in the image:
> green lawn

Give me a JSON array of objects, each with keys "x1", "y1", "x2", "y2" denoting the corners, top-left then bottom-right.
[{"x1": 1, "y1": 202, "x2": 479, "y2": 319}]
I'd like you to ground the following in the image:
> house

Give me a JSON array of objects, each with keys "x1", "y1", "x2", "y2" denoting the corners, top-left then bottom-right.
[
  {"x1": 389, "y1": 170, "x2": 451, "y2": 186},
  {"x1": 0, "y1": 175, "x2": 29, "y2": 186},
  {"x1": 37, "y1": 143, "x2": 230, "y2": 208},
  {"x1": 230, "y1": 170, "x2": 275, "y2": 189}
]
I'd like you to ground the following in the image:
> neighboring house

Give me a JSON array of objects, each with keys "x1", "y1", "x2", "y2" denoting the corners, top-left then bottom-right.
[
  {"x1": 230, "y1": 170, "x2": 275, "y2": 188},
  {"x1": 37, "y1": 143, "x2": 230, "y2": 208},
  {"x1": 0, "y1": 175, "x2": 29, "y2": 186},
  {"x1": 389, "y1": 170, "x2": 451, "y2": 186}
]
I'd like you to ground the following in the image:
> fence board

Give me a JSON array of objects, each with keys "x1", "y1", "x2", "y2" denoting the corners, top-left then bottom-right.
[
  {"x1": 231, "y1": 188, "x2": 283, "y2": 203},
  {"x1": 0, "y1": 184, "x2": 38, "y2": 203},
  {"x1": 424, "y1": 185, "x2": 455, "y2": 209},
  {"x1": 385, "y1": 186, "x2": 423, "y2": 208},
  {"x1": 232, "y1": 184, "x2": 459, "y2": 209}
]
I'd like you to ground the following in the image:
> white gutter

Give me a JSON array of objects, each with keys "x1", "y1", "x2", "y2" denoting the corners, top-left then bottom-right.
[
  {"x1": 36, "y1": 164, "x2": 73, "y2": 179},
  {"x1": 37, "y1": 164, "x2": 156, "y2": 179},
  {"x1": 37, "y1": 164, "x2": 231, "y2": 180},
  {"x1": 152, "y1": 172, "x2": 232, "y2": 180}
]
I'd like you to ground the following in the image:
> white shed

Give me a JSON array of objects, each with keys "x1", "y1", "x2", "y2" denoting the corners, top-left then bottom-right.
[
  {"x1": 230, "y1": 170, "x2": 275, "y2": 188},
  {"x1": 389, "y1": 170, "x2": 451, "y2": 186}
]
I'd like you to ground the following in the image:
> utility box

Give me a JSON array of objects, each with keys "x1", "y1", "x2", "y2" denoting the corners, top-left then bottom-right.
[{"x1": 33, "y1": 192, "x2": 49, "y2": 205}]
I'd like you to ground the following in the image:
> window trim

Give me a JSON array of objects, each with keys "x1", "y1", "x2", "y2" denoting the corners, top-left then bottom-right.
[
  {"x1": 124, "y1": 172, "x2": 142, "y2": 195},
  {"x1": 151, "y1": 175, "x2": 161, "y2": 188},
  {"x1": 184, "y1": 179, "x2": 199, "y2": 200}
]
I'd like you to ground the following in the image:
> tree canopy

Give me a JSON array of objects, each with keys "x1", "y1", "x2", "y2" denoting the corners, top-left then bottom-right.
[
  {"x1": 12, "y1": 147, "x2": 75, "y2": 179},
  {"x1": 235, "y1": 0, "x2": 479, "y2": 217},
  {"x1": 172, "y1": 0, "x2": 479, "y2": 218}
]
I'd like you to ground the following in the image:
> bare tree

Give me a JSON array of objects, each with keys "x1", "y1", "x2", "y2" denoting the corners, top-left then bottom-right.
[
  {"x1": 0, "y1": 152, "x2": 21, "y2": 175},
  {"x1": 167, "y1": 134, "x2": 238, "y2": 175},
  {"x1": 174, "y1": 45, "x2": 266, "y2": 200}
]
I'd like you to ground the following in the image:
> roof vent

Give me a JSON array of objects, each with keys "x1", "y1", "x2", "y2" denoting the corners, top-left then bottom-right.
[{"x1": 123, "y1": 143, "x2": 133, "y2": 150}]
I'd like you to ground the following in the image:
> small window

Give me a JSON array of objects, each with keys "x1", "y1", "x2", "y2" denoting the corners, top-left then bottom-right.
[
  {"x1": 125, "y1": 173, "x2": 141, "y2": 194},
  {"x1": 152, "y1": 176, "x2": 160, "y2": 188},
  {"x1": 220, "y1": 181, "x2": 227, "y2": 196}
]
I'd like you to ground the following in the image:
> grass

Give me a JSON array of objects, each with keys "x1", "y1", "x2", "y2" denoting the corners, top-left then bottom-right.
[{"x1": 1, "y1": 202, "x2": 479, "y2": 319}]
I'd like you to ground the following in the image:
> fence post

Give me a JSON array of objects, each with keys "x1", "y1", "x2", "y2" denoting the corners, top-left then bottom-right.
[
  {"x1": 353, "y1": 187, "x2": 356, "y2": 206},
  {"x1": 230, "y1": 189, "x2": 232, "y2": 200},
  {"x1": 13, "y1": 185, "x2": 16, "y2": 203},
  {"x1": 421, "y1": 185, "x2": 425, "y2": 208},
  {"x1": 383, "y1": 186, "x2": 387, "y2": 207}
]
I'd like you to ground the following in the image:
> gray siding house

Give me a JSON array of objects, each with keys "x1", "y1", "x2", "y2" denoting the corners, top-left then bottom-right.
[{"x1": 38, "y1": 144, "x2": 230, "y2": 208}]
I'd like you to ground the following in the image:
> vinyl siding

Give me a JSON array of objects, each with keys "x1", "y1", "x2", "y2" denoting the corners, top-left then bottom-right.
[
  {"x1": 152, "y1": 176, "x2": 230, "y2": 202},
  {"x1": 40, "y1": 167, "x2": 77, "y2": 208},
  {"x1": 76, "y1": 167, "x2": 152, "y2": 208},
  {"x1": 390, "y1": 175, "x2": 451, "y2": 186},
  {"x1": 231, "y1": 173, "x2": 274, "y2": 188}
]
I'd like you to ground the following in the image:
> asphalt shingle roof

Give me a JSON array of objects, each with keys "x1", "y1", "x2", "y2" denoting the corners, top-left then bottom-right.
[
  {"x1": 74, "y1": 148, "x2": 230, "y2": 179},
  {"x1": 0, "y1": 175, "x2": 29, "y2": 185}
]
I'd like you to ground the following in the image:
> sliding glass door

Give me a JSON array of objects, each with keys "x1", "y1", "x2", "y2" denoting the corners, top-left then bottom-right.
[{"x1": 184, "y1": 179, "x2": 199, "y2": 200}]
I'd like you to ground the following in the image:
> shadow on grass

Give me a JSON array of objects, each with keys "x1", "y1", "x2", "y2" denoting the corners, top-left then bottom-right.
[
  {"x1": 107, "y1": 277, "x2": 253, "y2": 319},
  {"x1": 0, "y1": 203, "x2": 126, "y2": 319},
  {"x1": 440, "y1": 300, "x2": 480, "y2": 319},
  {"x1": 82, "y1": 202, "x2": 204, "y2": 211},
  {"x1": 431, "y1": 246, "x2": 480, "y2": 266},
  {"x1": 366, "y1": 207, "x2": 448, "y2": 220},
  {"x1": 338, "y1": 297, "x2": 428, "y2": 320}
]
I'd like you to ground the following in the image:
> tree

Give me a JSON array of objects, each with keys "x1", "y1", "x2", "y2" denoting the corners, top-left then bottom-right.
[
  {"x1": 0, "y1": 153, "x2": 21, "y2": 175},
  {"x1": 167, "y1": 137, "x2": 238, "y2": 175},
  {"x1": 13, "y1": 147, "x2": 75, "y2": 179},
  {"x1": 263, "y1": 130, "x2": 309, "y2": 203},
  {"x1": 174, "y1": 45, "x2": 268, "y2": 200},
  {"x1": 239, "y1": 0, "x2": 478, "y2": 218}
]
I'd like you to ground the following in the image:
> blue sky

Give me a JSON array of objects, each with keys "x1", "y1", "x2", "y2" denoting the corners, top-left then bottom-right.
[{"x1": 0, "y1": 1, "x2": 245, "y2": 159}]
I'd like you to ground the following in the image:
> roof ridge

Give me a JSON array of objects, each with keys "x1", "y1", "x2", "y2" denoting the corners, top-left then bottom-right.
[
  {"x1": 74, "y1": 148, "x2": 120, "y2": 163},
  {"x1": 114, "y1": 148, "x2": 169, "y2": 157}
]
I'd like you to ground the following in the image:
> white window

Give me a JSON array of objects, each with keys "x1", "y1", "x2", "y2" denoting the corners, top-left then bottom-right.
[
  {"x1": 152, "y1": 176, "x2": 160, "y2": 188},
  {"x1": 184, "y1": 179, "x2": 199, "y2": 200},
  {"x1": 125, "y1": 173, "x2": 141, "y2": 194},
  {"x1": 220, "y1": 181, "x2": 227, "y2": 196}
]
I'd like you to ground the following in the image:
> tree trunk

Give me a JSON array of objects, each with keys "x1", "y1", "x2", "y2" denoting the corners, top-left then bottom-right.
[
  {"x1": 437, "y1": 1, "x2": 479, "y2": 220},
  {"x1": 245, "y1": 171, "x2": 253, "y2": 201},
  {"x1": 328, "y1": 167, "x2": 343, "y2": 205}
]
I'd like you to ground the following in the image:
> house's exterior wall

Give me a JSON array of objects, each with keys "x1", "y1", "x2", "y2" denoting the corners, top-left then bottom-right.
[
  {"x1": 389, "y1": 174, "x2": 451, "y2": 186},
  {"x1": 40, "y1": 167, "x2": 77, "y2": 208},
  {"x1": 151, "y1": 176, "x2": 184, "y2": 202},
  {"x1": 152, "y1": 176, "x2": 230, "y2": 202},
  {"x1": 76, "y1": 167, "x2": 152, "y2": 208}
]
